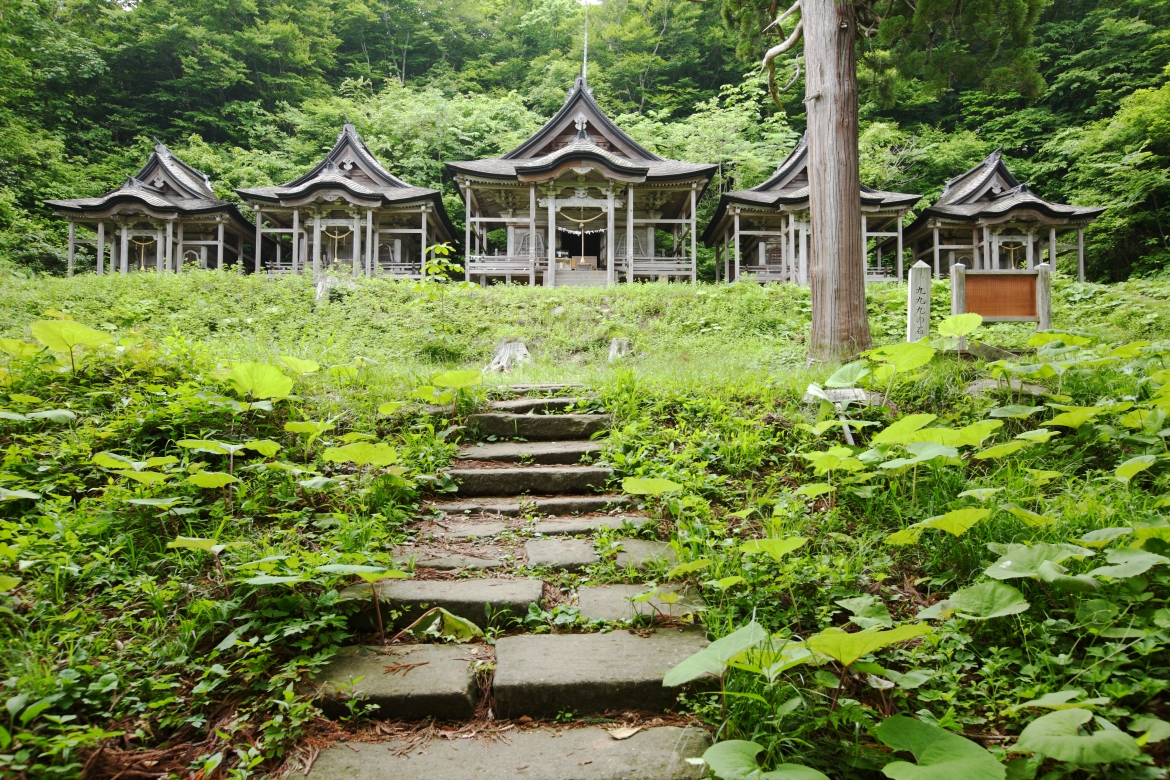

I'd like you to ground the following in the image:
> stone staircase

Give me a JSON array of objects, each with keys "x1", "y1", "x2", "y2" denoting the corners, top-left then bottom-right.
[{"x1": 304, "y1": 387, "x2": 710, "y2": 779}]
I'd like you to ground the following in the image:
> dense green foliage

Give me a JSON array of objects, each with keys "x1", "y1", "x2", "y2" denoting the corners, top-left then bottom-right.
[
  {"x1": 1, "y1": 0, "x2": 1169, "y2": 281},
  {"x1": 1, "y1": 273, "x2": 1169, "y2": 777}
]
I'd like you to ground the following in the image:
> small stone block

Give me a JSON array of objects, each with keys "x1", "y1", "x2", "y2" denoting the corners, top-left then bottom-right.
[
  {"x1": 493, "y1": 630, "x2": 710, "y2": 717},
  {"x1": 614, "y1": 540, "x2": 675, "y2": 570},
  {"x1": 305, "y1": 725, "x2": 710, "y2": 779},
  {"x1": 314, "y1": 645, "x2": 476, "y2": 720},
  {"x1": 525, "y1": 538, "x2": 598, "y2": 571},
  {"x1": 577, "y1": 584, "x2": 705, "y2": 622},
  {"x1": 341, "y1": 578, "x2": 543, "y2": 627},
  {"x1": 393, "y1": 552, "x2": 502, "y2": 571},
  {"x1": 429, "y1": 521, "x2": 509, "y2": 540},
  {"x1": 533, "y1": 514, "x2": 650, "y2": 536}
]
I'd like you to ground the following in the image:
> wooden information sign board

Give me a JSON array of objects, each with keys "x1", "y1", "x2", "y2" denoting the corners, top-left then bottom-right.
[{"x1": 951, "y1": 264, "x2": 1052, "y2": 330}]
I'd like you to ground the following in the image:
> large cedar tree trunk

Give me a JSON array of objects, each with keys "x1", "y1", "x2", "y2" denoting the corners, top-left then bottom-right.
[{"x1": 803, "y1": 0, "x2": 871, "y2": 361}]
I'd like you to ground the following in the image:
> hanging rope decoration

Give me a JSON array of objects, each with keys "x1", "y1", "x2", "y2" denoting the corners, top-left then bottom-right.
[
  {"x1": 130, "y1": 236, "x2": 157, "y2": 270},
  {"x1": 323, "y1": 228, "x2": 353, "y2": 266},
  {"x1": 555, "y1": 206, "x2": 608, "y2": 236}
]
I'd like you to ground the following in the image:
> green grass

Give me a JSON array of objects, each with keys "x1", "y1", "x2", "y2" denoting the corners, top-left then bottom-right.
[{"x1": 0, "y1": 270, "x2": 1168, "y2": 779}]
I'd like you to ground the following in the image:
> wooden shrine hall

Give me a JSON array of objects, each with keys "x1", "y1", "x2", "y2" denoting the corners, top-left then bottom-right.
[
  {"x1": 237, "y1": 124, "x2": 455, "y2": 278},
  {"x1": 446, "y1": 76, "x2": 716, "y2": 287},
  {"x1": 703, "y1": 136, "x2": 921, "y2": 284},
  {"x1": 45, "y1": 144, "x2": 255, "y2": 275},
  {"x1": 902, "y1": 151, "x2": 1104, "y2": 281}
]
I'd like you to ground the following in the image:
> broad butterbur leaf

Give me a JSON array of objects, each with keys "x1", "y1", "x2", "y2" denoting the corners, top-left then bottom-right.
[
  {"x1": 875, "y1": 715, "x2": 1004, "y2": 780},
  {"x1": 866, "y1": 342, "x2": 937, "y2": 373},
  {"x1": 28, "y1": 320, "x2": 113, "y2": 353},
  {"x1": 699, "y1": 740, "x2": 829, "y2": 780},
  {"x1": 623, "y1": 477, "x2": 683, "y2": 495},
  {"x1": 284, "y1": 421, "x2": 334, "y2": 437},
  {"x1": 322, "y1": 441, "x2": 398, "y2": 467},
  {"x1": 836, "y1": 595, "x2": 894, "y2": 629},
  {"x1": 411, "y1": 607, "x2": 483, "y2": 642},
  {"x1": 277, "y1": 355, "x2": 319, "y2": 375},
  {"x1": 27, "y1": 409, "x2": 76, "y2": 423},
  {"x1": 0, "y1": 338, "x2": 41, "y2": 359},
  {"x1": 939, "y1": 313, "x2": 983, "y2": 338},
  {"x1": 177, "y1": 439, "x2": 230, "y2": 455},
  {"x1": 794, "y1": 483, "x2": 833, "y2": 498},
  {"x1": 920, "y1": 582, "x2": 1030, "y2": 621},
  {"x1": 113, "y1": 470, "x2": 169, "y2": 485},
  {"x1": 432, "y1": 370, "x2": 482, "y2": 390},
  {"x1": 1047, "y1": 405, "x2": 1104, "y2": 429},
  {"x1": 187, "y1": 472, "x2": 239, "y2": 489},
  {"x1": 872, "y1": 414, "x2": 937, "y2": 446},
  {"x1": 974, "y1": 441, "x2": 1028, "y2": 460},
  {"x1": 806, "y1": 623, "x2": 931, "y2": 667},
  {"x1": 226, "y1": 362, "x2": 293, "y2": 399},
  {"x1": 245, "y1": 439, "x2": 282, "y2": 458},
  {"x1": 1087, "y1": 547, "x2": 1169, "y2": 579},
  {"x1": 0, "y1": 574, "x2": 19, "y2": 592},
  {"x1": 244, "y1": 575, "x2": 305, "y2": 586},
  {"x1": 984, "y1": 544, "x2": 1093, "y2": 581},
  {"x1": 663, "y1": 621, "x2": 768, "y2": 686},
  {"x1": 1129, "y1": 717, "x2": 1170, "y2": 745},
  {"x1": 1015, "y1": 428, "x2": 1058, "y2": 443},
  {"x1": 665, "y1": 558, "x2": 712, "y2": 578},
  {"x1": 825, "y1": 361, "x2": 870, "y2": 389},
  {"x1": 740, "y1": 537, "x2": 808, "y2": 562},
  {"x1": 1115, "y1": 455, "x2": 1155, "y2": 483},
  {"x1": 1077, "y1": 527, "x2": 1132, "y2": 548},
  {"x1": 1007, "y1": 690, "x2": 1109, "y2": 714},
  {"x1": 919, "y1": 508, "x2": 991, "y2": 537},
  {"x1": 1002, "y1": 504, "x2": 1057, "y2": 528},
  {"x1": 0, "y1": 488, "x2": 40, "y2": 501},
  {"x1": 1037, "y1": 560, "x2": 1099, "y2": 592},
  {"x1": 1012, "y1": 709, "x2": 1140, "y2": 765},
  {"x1": 989, "y1": 405, "x2": 1045, "y2": 419}
]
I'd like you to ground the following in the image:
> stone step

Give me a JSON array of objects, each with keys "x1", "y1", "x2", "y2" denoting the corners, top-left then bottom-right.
[
  {"x1": 457, "y1": 440, "x2": 602, "y2": 465},
  {"x1": 342, "y1": 578, "x2": 543, "y2": 627},
  {"x1": 429, "y1": 495, "x2": 631, "y2": 517},
  {"x1": 416, "y1": 512, "x2": 649, "y2": 541},
  {"x1": 448, "y1": 466, "x2": 613, "y2": 497},
  {"x1": 468, "y1": 412, "x2": 612, "y2": 441},
  {"x1": 493, "y1": 629, "x2": 709, "y2": 718},
  {"x1": 488, "y1": 397, "x2": 584, "y2": 414},
  {"x1": 305, "y1": 725, "x2": 710, "y2": 779},
  {"x1": 523, "y1": 538, "x2": 675, "y2": 572},
  {"x1": 577, "y1": 584, "x2": 705, "y2": 623},
  {"x1": 313, "y1": 644, "x2": 478, "y2": 720},
  {"x1": 394, "y1": 549, "x2": 504, "y2": 571},
  {"x1": 494, "y1": 382, "x2": 585, "y2": 395}
]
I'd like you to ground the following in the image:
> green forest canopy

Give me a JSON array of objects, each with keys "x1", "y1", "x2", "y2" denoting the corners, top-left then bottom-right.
[{"x1": 2, "y1": 0, "x2": 1169, "y2": 282}]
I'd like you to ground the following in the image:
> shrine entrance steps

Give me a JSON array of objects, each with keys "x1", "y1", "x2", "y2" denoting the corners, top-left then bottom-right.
[{"x1": 303, "y1": 387, "x2": 710, "y2": 780}]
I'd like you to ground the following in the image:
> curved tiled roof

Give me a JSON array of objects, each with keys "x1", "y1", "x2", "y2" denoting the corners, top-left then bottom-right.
[
  {"x1": 904, "y1": 151, "x2": 1104, "y2": 236},
  {"x1": 701, "y1": 135, "x2": 922, "y2": 245}
]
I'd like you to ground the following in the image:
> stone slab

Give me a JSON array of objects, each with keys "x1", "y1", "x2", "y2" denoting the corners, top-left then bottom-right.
[
  {"x1": 430, "y1": 496, "x2": 631, "y2": 517},
  {"x1": 493, "y1": 630, "x2": 710, "y2": 717},
  {"x1": 525, "y1": 539, "x2": 598, "y2": 571},
  {"x1": 468, "y1": 413, "x2": 612, "y2": 441},
  {"x1": 577, "y1": 585, "x2": 706, "y2": 622},
  {"x1": 314, "y1": 644, "x2": 475, "y2": 720},
  {"x1": 489, "y1": 397, "x2": 583, "y2": 414},
  {"x1": 393, "y1": 551, "x2": 503, "y2": 571},
  {"x1": 614, "y1": 540, "x2": 676, "y2": 571},
  {"x1": 342, "y1": 578, "x2": 543, "y2": 627},
  {"x1": 449, "y1": 466, "x2": 613, "y2": 497},
  {"x1": 420, "y1": 520, "x2": 510, "y2": 540},
  {"x1": 533, "y1": 514, "x2": 650, "y2": 536},
  {"x1": 458, "y1": 440, "x2": 602, "y2": 465},
  {"x1": 305, "y1": 725, "x2": 710, "y2": 780},
  {"x1": 964, "y1": 378, "x2": 1047, "y2": 397}
]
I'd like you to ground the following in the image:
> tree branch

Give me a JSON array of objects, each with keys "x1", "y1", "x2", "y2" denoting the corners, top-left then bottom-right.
[{"x1": 762, "y1": 5, "x2": 804, "y2": 109}]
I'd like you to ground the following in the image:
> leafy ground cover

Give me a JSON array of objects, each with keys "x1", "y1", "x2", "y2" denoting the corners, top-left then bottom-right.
[{"x1": 0, "y1": 271, "x2": 1168, "y2": 778}]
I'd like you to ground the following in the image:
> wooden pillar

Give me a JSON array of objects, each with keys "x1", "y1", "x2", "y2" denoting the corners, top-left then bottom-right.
[
  {"x1": 165, "y1": 220, "x2": 173, "y2": 274},
  {"x1": 992, "y1": 231, "x2": 1001, "y2": 269},
  {"x1": 690, "y1": 185, "x2": 697, "y2": 283},
  {"x1": 366, "y1": 210, "x2": 374, "y2": 277},
  {"x1": 216, "y1": 220, "x2": 225, "y2": 271},
  {"x1": 175, "y1": 223, "x2": 183, "y2": 273},
  {"x1": 972, "y1": 227, "x2": 980, "y2": 270},
  {"x1": 861, "y1": 214, "x2": 868, "y2": 280},
  {"x1": 626, "y1": 185, "x2": 634, "y2": 283},
  {"x1": 547, "y1": 188, "x2": 557, "y2": 287},
  {"x1": 1049, "y1": 226, "x2": 1057, "y2": 269},
  {"x1": 982, "y1": 225, "x2": 990, "y2": 271},
  {"x1": 896, "y1": 216, "x2": 904, "y2": 283},
  {"x1": 931, "y1": 224, "x2": 940, "y2": 277},
  {"x1": 253, "y1": 209, "x2": 263, "y2": 274},
  {"x1": 529, "y1": 184, "x2": 537, "y2": 286},
  {"x1": 1077, "y1": 227, "x2": 1085, "y2": 282},
  {"x1": 722, "y1": 228, "x2": 729, "y2": 283},
  {"x1": 119, "y1": 223, "x2": 129, "y2": 274},
  {"x1": 1037, "y1": 263, "x2": 1052, "y2": 330},
  {"x1": 733, "y1": 210, "x2": 741, "y2": 282},
  {"x1": 420, "y1": 206, "x2": 428, "y2": 272},
  {"x1": 352, "y1": 211, "x2": 362, "y2": 278},
  {"x1": 464, "y1": 186, "x2": 472, "y2": 282},
  {"x1": 155, "y1": 225, "x2": 164, "y2": 272},
  {"x1": 800, "y1": 225, "x2": 809, "y2": 286},
  {"x1": 606, "y1": 185, "x2": 615, "y2": 287},
  {"x1": 66, "y1": 220, "x2": 75, "y2": 277},
  {"x1": 96, "y1": 222, "x2": 105, "y2": 275},
  {"x1": 1026, "y1": 232, "x2": 1034, "y2": 269},
  {"x1": 312, "y1": 212, "x2": 321, "y2": 278},
  {"x1": 291, "y1": 209, "x2": 300, "y2": 274}
]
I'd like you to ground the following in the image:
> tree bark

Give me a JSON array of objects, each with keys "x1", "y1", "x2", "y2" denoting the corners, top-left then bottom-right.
[{"x1": 803, "y1": 0, "x2": 871, "y2": 362}]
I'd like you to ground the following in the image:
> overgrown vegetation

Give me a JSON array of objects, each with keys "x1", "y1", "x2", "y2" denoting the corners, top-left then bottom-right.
[{"x1": 0, "y1": 272, "x2": 1168, "y2": 778}]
